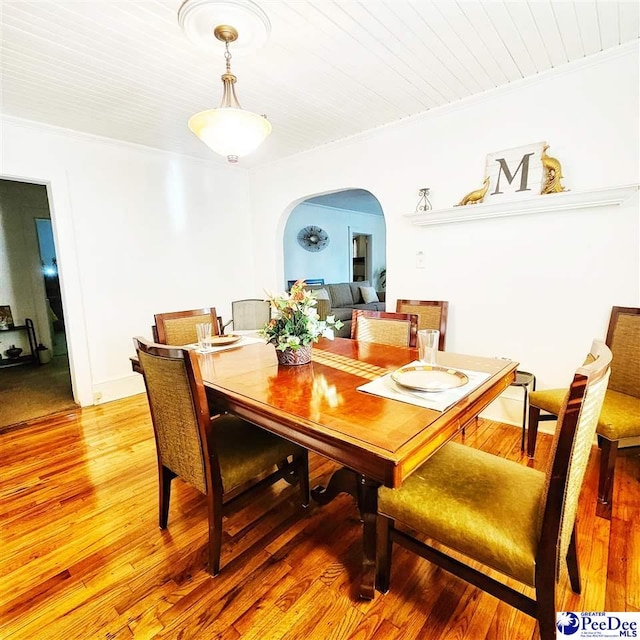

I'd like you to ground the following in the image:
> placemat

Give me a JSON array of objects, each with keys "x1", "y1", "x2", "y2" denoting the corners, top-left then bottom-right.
[{"x1": 357, "y1": 361, "x2": 491, "y2": 412}]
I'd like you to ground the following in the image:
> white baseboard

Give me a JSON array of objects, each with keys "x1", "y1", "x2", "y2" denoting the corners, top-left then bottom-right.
[
  {"x1": 479, "y1": 386, "x2": 525, "y2": 427},
  {"x1": 480, "y1": 389, "x2": 640, "y2": 447},
  {"x1": 91, "y1": 374, "x2": 145, "y2": 405},
  {"x1": 479, "y1": 387, "x2": 556, "y2": 436}
]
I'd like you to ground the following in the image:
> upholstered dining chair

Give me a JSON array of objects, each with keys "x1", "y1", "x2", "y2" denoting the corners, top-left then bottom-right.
[
  {"x1": 527, "y1": 306, "x2": 640, "y2": 517},
  {"x1": 395, "y1": 300, "x2": 448, "y2": 350},
  {"x1": 377, "y1": 340, "x2": 612, "y2": 640},
  {"x1": 153, "y1": 307, "x2": 219, "y2": 346},
  {"x1": 351, "y1": 310, "x2": 419, "y2": 347},
  {"x1": 224, "y1": 299, "x2": 271, "y2": 332},
  {"x1": 134, "y1": 337, "x2": 310, "y2": 576}
]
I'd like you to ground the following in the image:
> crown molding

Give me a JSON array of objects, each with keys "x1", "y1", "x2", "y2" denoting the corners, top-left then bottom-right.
[{"x1": 0, "y1": 115, "x2": 234, "y2": 169}]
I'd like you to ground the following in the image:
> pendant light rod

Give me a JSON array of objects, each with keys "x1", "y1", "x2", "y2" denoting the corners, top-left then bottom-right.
[{"x1": 214, "y1": 25, "x2": 243, "y2": 110}]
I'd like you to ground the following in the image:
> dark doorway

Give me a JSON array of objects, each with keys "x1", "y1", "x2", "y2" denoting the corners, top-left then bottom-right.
[
  {"x1": 35, "y1": 218, "x2": 67, "y2": 356},
  {"x1": 0, "y1": 180, "x2": 75, "y2": 430},
  {"x1": 351, "y1": 233, "x2": 372, "y2": 283}
]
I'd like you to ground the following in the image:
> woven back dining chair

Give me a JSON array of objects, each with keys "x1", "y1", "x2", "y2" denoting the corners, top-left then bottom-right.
[
  {"x1": 377, "y1": 340, "x2": 612, "y2": 640},
  {"x1": 134, "y1": 337, "x2": 309, "y2": 576},
  {"x1": 351, "y1": 310, "x2": 419, "y2": 347},
  {"x1": 527, "y1": 306, "x2": 640, "y2": 518},
  {"x1": 395, "y1": 300, "x2": 448, "y2": 350},
  {"x1": 231, "y1": 299, "x2": 271, "y2": 331},
  {"x1": 153, "y1": 307, "x2": 220, "y2": 346}
]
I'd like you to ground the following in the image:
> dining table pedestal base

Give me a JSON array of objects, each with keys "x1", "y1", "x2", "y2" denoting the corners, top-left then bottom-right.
[{"x1": 312, "y1": 467, "x2": 380, "y2": 600}]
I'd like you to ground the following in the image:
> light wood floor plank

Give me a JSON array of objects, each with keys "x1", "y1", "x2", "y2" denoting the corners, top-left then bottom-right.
[{"x1": 0, "y1": 394, "x2": 638, "y2": 639}]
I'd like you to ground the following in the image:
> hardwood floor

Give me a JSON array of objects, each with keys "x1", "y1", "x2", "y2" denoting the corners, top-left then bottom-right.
[{"x1": 1, "y1": 395, "x2": 638, "y2": 639}]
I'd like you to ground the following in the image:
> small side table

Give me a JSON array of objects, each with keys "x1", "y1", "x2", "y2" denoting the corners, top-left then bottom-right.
[
  {"x1": 511, "y1": 371, "x2": 536, "y2": 451},
  {"x1": 0, "y1": 318, "x2": 38, "y2": 368}
]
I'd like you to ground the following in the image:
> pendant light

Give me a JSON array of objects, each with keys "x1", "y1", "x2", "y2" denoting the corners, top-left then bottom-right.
[{"x1": 179, "y1": 0, "x2": 272, "y2": 164}]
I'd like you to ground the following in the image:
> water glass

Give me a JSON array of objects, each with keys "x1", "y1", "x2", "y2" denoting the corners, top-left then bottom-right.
[
  {"x1": 418, "y1": 329, "x2": 439, "y2": 365},
  {"x1": 195, "y1": 322, "x2": 212, "y2": 350}
]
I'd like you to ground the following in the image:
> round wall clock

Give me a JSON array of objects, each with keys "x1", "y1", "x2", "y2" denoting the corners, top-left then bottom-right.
[{"x1": 297, "y1": 226, "x2": 329, "y2": 252}]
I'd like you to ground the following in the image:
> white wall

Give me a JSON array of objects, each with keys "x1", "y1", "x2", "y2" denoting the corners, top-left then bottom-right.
[
  {"x1": 1, "y1": 44, "x2": 637, "y2": 422},
  {"x1": 284, "y1": 202, "x2": 386, "y2": 289},
  {"x1": 250, "y1": 44, "x2": 640, "y2": 404},
  {"x1": 0, "y1": 119, "x2": 256, "y2": 405},
  {"x1": 0, "y1": 181, "x2": 53, "y2": 358}
]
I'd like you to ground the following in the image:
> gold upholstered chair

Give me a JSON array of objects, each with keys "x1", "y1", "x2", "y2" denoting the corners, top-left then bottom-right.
[
  {"x1": 527, "y1": 306, "x2": 639, "y2": 518},
  {"x1": 395, "y1": 300, "x2": 448, "y2": 350},
  {"x1": 134, "y1": 337, "x2": 309, "y2": 576},
  {"x1": 376, "y1": 340, "x2": 612, "y2": 640},
  {"x1": 351, "y1": 310, "x2": 419, "y2": 347},
  {"x1": 153, "y1": 307, "x2": 220, "y2": 345}
]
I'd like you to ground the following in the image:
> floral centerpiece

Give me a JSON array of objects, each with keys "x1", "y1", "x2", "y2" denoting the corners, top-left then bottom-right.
[{"x1": 260, "y1": 280, "x2": 343, "y2": 365}]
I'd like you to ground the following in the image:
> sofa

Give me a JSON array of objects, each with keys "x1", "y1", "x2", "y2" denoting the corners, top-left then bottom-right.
[{"x1": 304, "y1": 281, "x2": 386, "y2": 338}]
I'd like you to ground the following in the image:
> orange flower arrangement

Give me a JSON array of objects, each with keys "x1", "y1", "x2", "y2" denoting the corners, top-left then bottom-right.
[{"x1": 260, "y1": 280, "x2": 343, "y2": 352}]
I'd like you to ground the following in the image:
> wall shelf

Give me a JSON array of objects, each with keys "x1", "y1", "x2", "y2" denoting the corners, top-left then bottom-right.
[{"x1": 403, "y1": 184, "x2": 639, "y2": 227}]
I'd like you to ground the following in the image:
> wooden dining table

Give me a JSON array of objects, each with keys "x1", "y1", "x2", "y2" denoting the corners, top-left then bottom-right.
[{"x1": 181, "y1": 336, "x2": 518, "y2": 599}]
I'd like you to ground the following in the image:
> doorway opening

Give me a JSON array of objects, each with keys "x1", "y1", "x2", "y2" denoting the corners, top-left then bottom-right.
[
  {"x1": 282, "y1": 188, "x2": 386, "y2": 291},
  {"x1": 351, "y1": 233, "x2": 372, "y2": 283},
  {"x1": 35, "y1": 218, "x2": 67, "y2": 357},
  {"x1": 0, "y1": 179, "x2": 75, "y2": 431}
]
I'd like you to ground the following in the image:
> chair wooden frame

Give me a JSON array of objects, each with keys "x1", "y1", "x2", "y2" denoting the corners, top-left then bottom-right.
[
  {"x1": 153, "y1": 307, "x2": 220, "y2": 345},
  {"x1": 395, "y1": 300, "x2": 448, "y2": 350},
  {"x1": 528, "y1": 306, "x2": 640, "y2": 517},
  {"x1": 134, "y1": 337, "x2": 310, "y2": 576},
  {"x1": 377, "y1": 341, "x2": 612, "y2": 640},
  {"x1": 598, "y1": 305, "x2": 640, "y2": 515},
  {"x1": 350, "y1": 310, "x2": 419, "y2": 347}
]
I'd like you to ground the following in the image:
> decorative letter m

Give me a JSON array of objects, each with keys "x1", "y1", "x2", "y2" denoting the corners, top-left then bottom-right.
[{"x1": 491, "y1": 153, "x2": 535, "y2": 195}]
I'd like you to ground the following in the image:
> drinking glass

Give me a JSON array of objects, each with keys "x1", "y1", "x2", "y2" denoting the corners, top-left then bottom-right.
[
  {"x1": 195, "y1": 322, "x2": 212, "y2": 350},
  {"x1": 418, "y1": 329, "x2": 439, "y2": 365}
]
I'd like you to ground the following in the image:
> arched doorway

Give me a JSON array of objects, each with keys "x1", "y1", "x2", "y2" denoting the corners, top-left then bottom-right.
[{"x1": 283, "y1": 188, "x2": 386, "y2": 292}]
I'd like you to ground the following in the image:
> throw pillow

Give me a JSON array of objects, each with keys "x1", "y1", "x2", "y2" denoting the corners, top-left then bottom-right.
[
  {"x1": 314, "y1": 288, "x2": 330, "y2": 301},
  {"x1": 360, "y1": 286, "x2": 379, "y2": 304},
  {"x1": 350, "y1": 280, "x2": 369, "y2": 302}
]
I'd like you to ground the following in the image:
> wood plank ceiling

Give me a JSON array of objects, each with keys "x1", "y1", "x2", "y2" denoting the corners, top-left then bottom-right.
[{"x1": 2, "y1": 1, "x2": 638, "y2": 167}]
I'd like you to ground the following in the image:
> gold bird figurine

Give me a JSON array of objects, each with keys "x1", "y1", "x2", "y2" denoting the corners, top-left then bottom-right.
[
  {"x1": 540, "y1": 144, "x2": 567, "y2": 194},
  {"x1": 455, "y1": 176, "x2": 490, "y2": 206}
]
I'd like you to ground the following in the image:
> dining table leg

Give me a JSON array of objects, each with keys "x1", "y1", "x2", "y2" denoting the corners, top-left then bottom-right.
[
  {"x1": 359, "y1": 475, "x2": 380, "y2": 600},
  {"x1": 311, "y1": 468, "x2": 381, "y2": 599}
]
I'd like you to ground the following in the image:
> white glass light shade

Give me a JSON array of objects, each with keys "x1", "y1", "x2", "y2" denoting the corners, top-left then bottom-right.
[{"x1": 188, "y1": 107, "x2": 272, "y2": 161}]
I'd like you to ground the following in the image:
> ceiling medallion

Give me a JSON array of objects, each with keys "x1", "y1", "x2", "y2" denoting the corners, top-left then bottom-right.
[
  {"x1": 178, "y1": 0, "x2": 271, "y2": 55},
  {"x1": 297, "y1": 226, "x2": 330, "y2": 252},
  {"x1": 179, "y1": 0, "x2": 272, "y2": 163}
]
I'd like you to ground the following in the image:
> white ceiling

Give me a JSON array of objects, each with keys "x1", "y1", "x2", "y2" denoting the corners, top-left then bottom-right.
[{"x1": 2, "y1": 1, "x2": 638, "y2": 168}]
